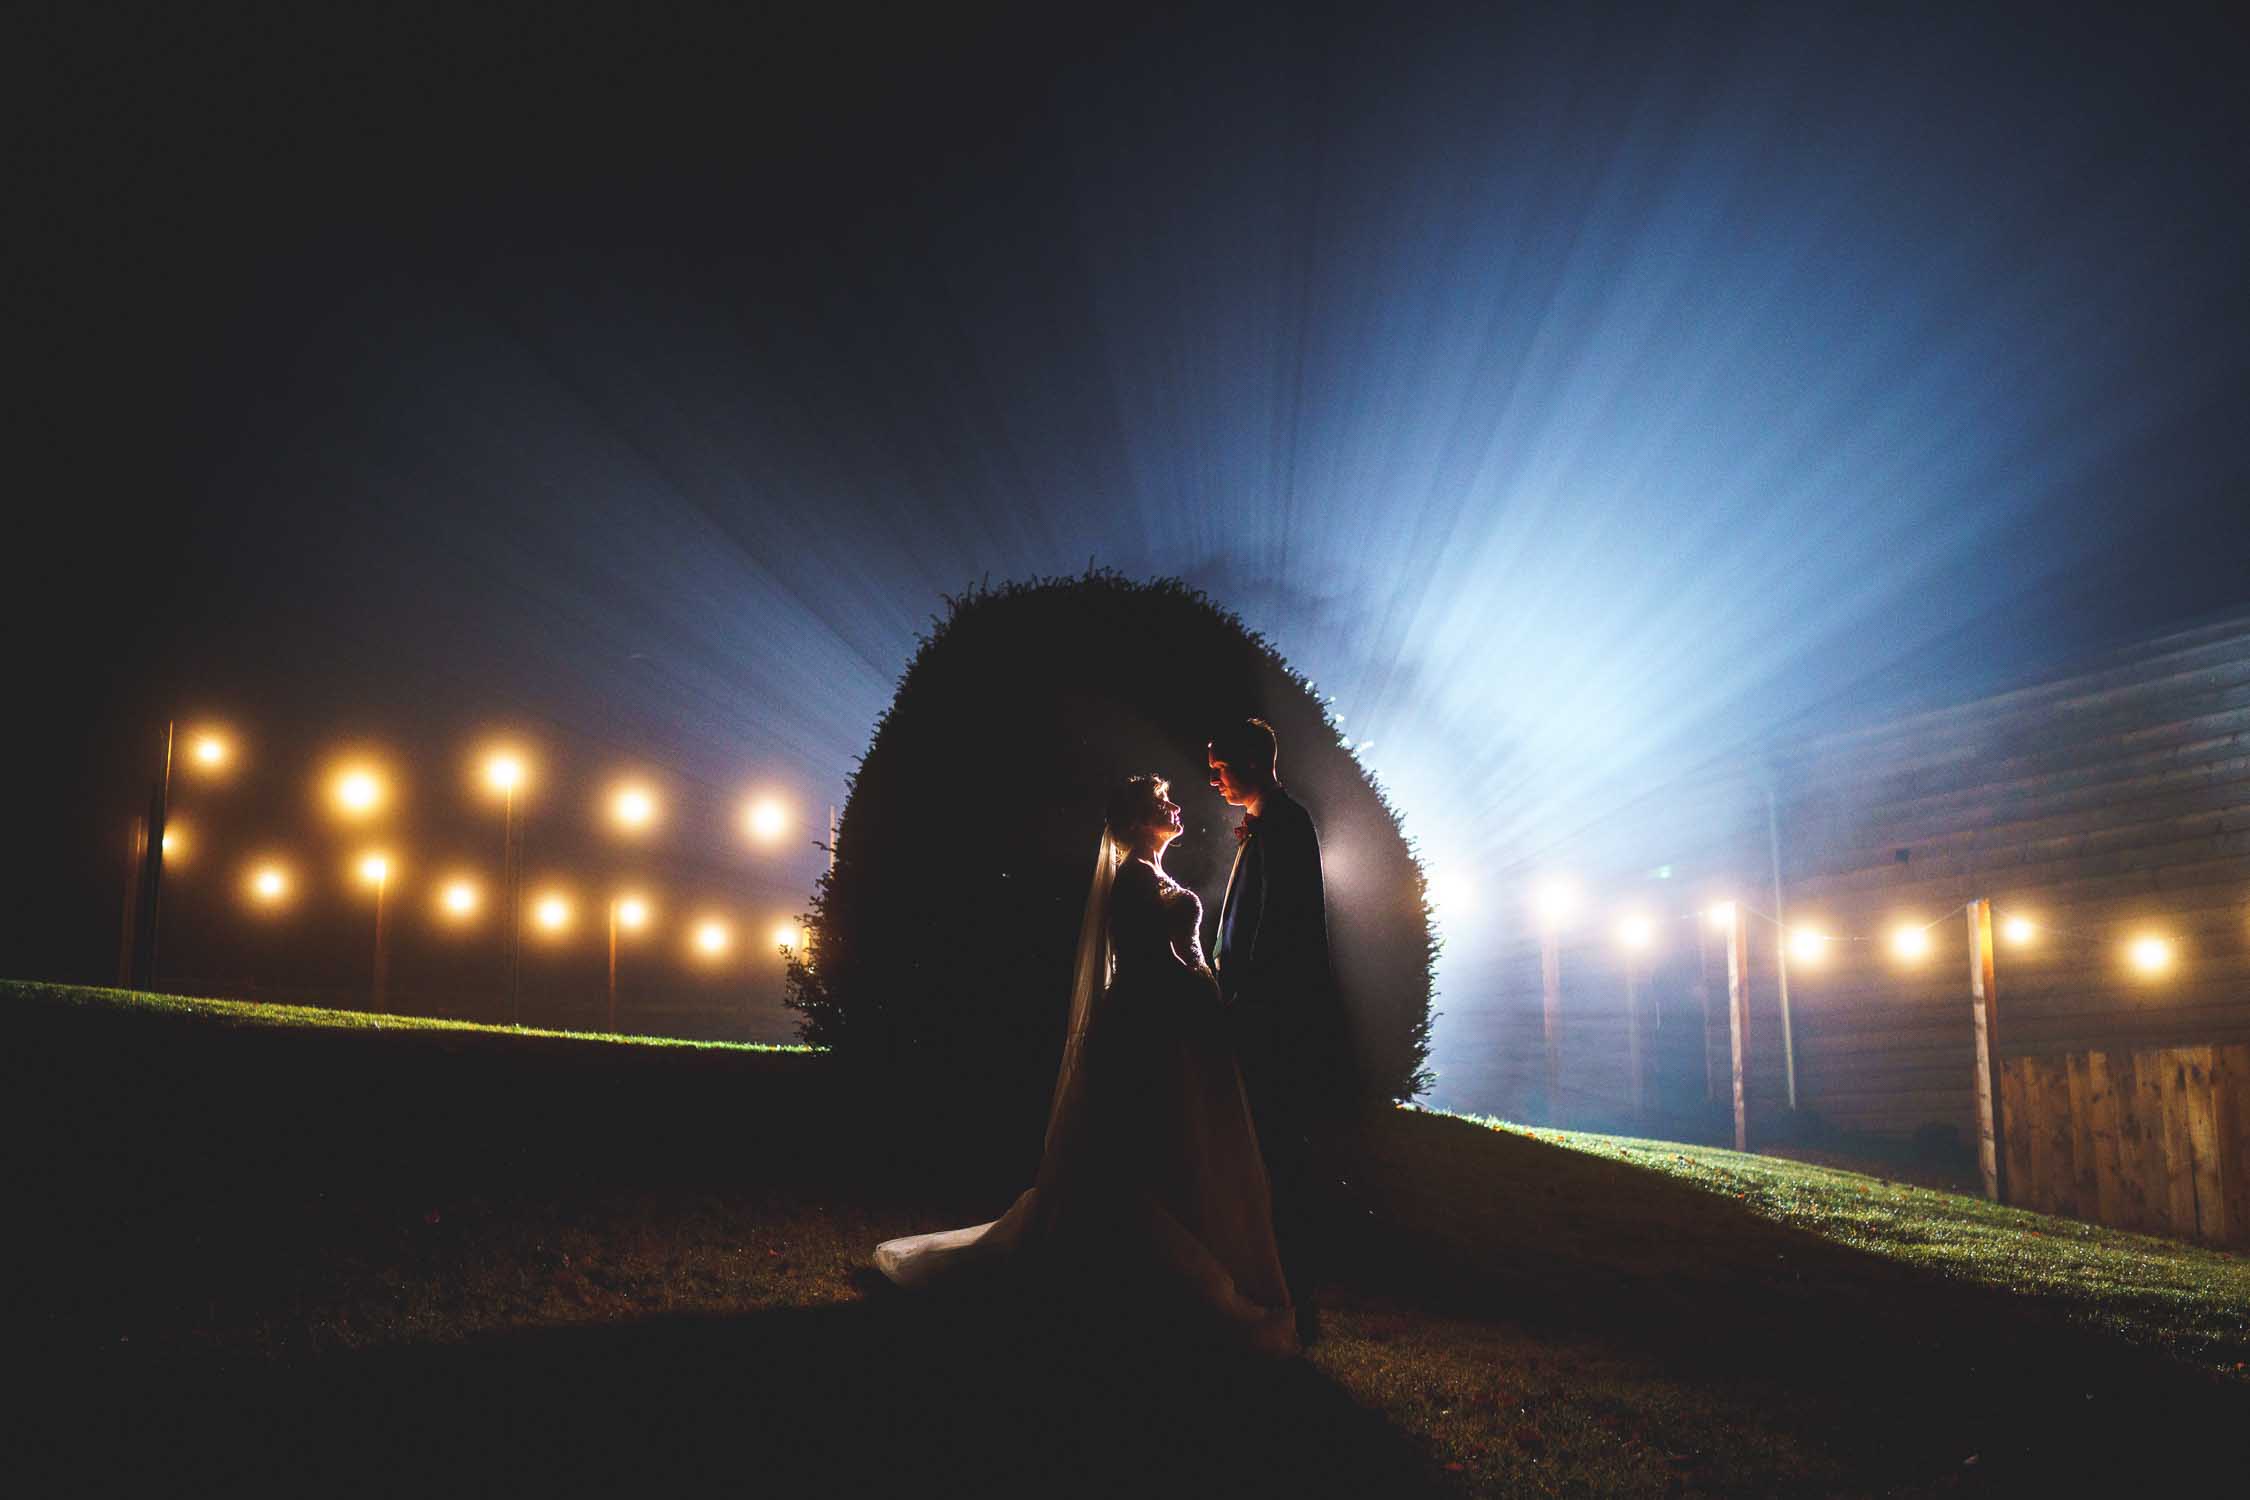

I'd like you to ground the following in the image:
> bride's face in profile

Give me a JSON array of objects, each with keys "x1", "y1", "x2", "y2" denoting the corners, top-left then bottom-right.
[{"x1": 1136, "y1": 787, "x2": 1184, "y2": 857}]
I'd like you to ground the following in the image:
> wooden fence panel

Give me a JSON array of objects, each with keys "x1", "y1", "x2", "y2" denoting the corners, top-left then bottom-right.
[
  {"x1": 2000, "y1": 1043, "x2": 2249, "y2": 1247},
  {"x1": 2087, "y1": 1050, "x2": 2123, "y2": 1227},
  {"x1": 2180, "y1": 1047, "x2": 2223, "y2": 1243},
  {"x1": 2222, "y1": 1044, "x2": 2250, "y2": 1245},
  {"x1": 2045, "y1": 1058, "x2": 2082, "y2": 1218},
  {"x1": 2067, "y1": 1053, "x2": 2099, "y2": 1219},
  {"x1": 2159, "y1": 1053, "x2": 2198, "y2": 1235},
  {"x1": 1999, "y1": 1060, "x2": 2036, "y2": 1213},
  {"x1": 2135, "y1": 1053, "x2": 2174, "y2": 1235},
  {"x1": 2108, "y1": 1050, "x2": 2151, "y2": 1233}
]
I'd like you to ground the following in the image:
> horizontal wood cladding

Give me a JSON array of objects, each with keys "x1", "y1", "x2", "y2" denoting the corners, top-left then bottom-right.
[
  {"x1": 1782, "y1": 625, "x2": 2250, "y2": 768},
  {"x1": 1765, "y1": 618, "x2": 2250, "y2": 1141}
]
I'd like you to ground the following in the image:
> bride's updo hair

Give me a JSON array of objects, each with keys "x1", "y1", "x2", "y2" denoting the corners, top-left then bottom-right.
[{"x1": 1104, "y1": 774, "x2": 1168, "y2": 846}]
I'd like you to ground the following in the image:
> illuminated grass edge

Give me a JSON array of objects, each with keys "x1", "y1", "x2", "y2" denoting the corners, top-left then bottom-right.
[{"x1": 0, "y1": 979, "x2": 822, "y2": 1054}]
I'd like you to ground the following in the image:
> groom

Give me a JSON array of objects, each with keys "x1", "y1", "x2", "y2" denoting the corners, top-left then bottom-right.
[{"x1": 1209, "y1": 717, "x2": 1355, "y2": 1341}]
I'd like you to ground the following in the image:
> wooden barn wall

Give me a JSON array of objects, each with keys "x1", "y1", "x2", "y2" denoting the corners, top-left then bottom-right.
[{"x1": 1768, "y1": 617, "x2": 2250, "y2": 1142}]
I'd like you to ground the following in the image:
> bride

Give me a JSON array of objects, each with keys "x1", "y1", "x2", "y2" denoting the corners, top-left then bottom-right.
[{"x1": 872, "y1": 774, "x2": 1297, "y2": 1356}]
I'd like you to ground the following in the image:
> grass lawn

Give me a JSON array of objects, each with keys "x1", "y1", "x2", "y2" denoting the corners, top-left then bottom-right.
[{"x1": 6, "y1": 980, "x2": 2244, "y2": 1496}]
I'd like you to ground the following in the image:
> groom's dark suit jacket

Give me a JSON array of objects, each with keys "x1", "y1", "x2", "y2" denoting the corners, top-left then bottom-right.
[{"x1": 1214, "y1": 785, "x2": 1356, "y2": 1120}]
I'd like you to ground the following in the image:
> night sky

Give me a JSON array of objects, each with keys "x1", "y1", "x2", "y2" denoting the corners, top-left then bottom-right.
[{"x1": 15, "y1": 4, "x2": 2250, "y2": 1092}]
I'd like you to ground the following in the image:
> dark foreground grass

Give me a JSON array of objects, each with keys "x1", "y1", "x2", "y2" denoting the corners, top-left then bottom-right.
[{"x1": 5, "y1": 980, "x2": 2245, "y2": 1496}]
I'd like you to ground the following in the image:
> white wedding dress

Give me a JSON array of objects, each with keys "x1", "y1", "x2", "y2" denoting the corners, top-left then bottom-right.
[{"x1": 872, "y1": 838, "x2": 1297, "y2": 1356}]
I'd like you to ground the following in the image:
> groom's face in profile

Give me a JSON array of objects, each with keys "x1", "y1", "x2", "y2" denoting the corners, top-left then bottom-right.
[{"x1": 1207, "y1": 746, "x2": 1251, "y2": 807}]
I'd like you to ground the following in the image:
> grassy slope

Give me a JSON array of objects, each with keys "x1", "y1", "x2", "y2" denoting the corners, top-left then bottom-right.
[{"x1": 6, "y1": 981, "x2": 2244, "y2": 1497}]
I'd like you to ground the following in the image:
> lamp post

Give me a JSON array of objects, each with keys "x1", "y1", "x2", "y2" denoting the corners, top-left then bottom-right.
[
  {"x1": 609, "y1": 894, "x2": 648, "y2": 1033},
  {"x1": 125, "y1": 721, "x2": 235, "y2": 988},
  {"x1": 483, "y1": 751, "x2": 527, "y2": 1026},
  {"x1": 126, "y1": 721, "x2": 174, "y2": 989},
  {"x1": 359, "y1": 852, "x2": 393, "y2": 1014}
]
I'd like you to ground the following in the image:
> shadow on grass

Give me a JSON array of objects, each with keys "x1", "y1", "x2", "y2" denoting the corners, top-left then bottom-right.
[
  {"x1": 1337, "y1": 1109, "x2": 2247, "y2": 1489},
  {"x1": 41, "y1": 1290, "x2": 1447, "y2": 1498}
]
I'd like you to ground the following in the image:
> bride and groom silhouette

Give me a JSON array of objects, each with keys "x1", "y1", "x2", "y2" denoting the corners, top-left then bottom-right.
[{"x1": 873, "y1": 718, "x2": 1355, "y2": 1357}]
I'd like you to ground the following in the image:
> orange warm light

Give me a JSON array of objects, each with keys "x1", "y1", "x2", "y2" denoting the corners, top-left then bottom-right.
[
  {"x1": 611, "y1": 783, "x2": 658, "y2": 832},
  {"x1": 745, "y1": 797, "x2": 788, "y2": 842},
  {"x1": 2127, "y1": 935, "x2": 2173, "y2": 976},
  {"x1": 440, "y1": 879, "x2": 481, "y2": 920},
  {"x1": 334, "y1": 767, "x2": 386, "y2": 818}
]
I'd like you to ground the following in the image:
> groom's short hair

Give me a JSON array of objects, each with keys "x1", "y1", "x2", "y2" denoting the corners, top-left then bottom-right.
[{"x1": 1209, "y1": 717, "x2": 1277, "y2": 777}]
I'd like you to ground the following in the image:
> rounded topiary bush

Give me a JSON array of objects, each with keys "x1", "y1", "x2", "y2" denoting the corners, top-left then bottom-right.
[{"x1": 788, "y1": 572, "x2": 1435, "y2": 1134}]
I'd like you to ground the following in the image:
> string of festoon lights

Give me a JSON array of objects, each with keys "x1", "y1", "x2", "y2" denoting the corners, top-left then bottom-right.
[
  {"x1": 1525, "y1": 877, "x2": 2183, "y2": 977},
  {"x1": 136, "y1": 723, "x2": 818, "y2": 1028}
]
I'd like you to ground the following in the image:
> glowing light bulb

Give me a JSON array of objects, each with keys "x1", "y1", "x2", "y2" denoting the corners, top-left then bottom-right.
[
  {"x1": 249, "y1": 866, "x2": 288, "y2": 902},
  {"x1": 615, "y1": 895, "x2": 650, "y2": 931},
  {"x1": 191, "y1": 734, "x2": 228, "y2": 769},
  {"x1": 335, "y1": 769, "x2": 383, "y2": 816},
  {"x1": 441, "y1": 880, "x2": 480, "y2": 918},
  {"x1": 695, "y1": 919, "x2": 732, "y2": 956},
  {"x1": 612, "y1": 784, "x2": 656, "y2": 832},
  {"x1": 1616, "y1": 913, "x2": 1655, "y2": 950},
  {"x1": 1533, "y1": 880, "x2": 1578, "y2": 924},
  {"x1": 1891, "y1": 924, "x2": 1931, "y2": 960},
  {"x1": 1788, "y1": 928, "x2": 1828, "y2": 963},
  {"x1": 534, "y1": 893, "x2": 571, "y2": 932},
  {"x1": 484, "y1": 752, "x2": 526, "y2": 794},
  {"x1": 2001, "y1": 915, "x2": 2036, "y2": 946},
  {"x1": 2128, "y1": 935, "x2": 2172, "y2": 975},
  {"x1": 745, "y1": 797, "x2": 787, "y2": 843},
  {"x1": 1707, "y1": 901, "x2": 1737, "y2": 930},
  {"x1": 773, "y1": 922, "x2": 801, "y2": 952},
  {"x1": 358, "y1": 852, "x2": 392, "y2": 886}
]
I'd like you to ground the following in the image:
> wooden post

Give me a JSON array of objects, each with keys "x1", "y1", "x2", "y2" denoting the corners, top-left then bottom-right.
[
  {"x1": 371, "y1": 874, "x2": 390, "y2": 1015},
  {"x1": 1764, "y1": 782, "x2": 1798, "y2": 1110},
  {"x1": 117, "y1": 815, "x2": 147, "y2": 986},
  {"x1": 1624, "y1": 953, "x2": 1644, "y2": 1119},
  {"x1": 1695, "y1": 922, "x2": 1716, "y2": 1103},
  {"x1": 1726, "y1": 904, "x2": 1751, "y2": 1152},
  {"x1": 1967, "y1": 898, "x2": 2005, "y2": 1202},
  {"x1": 1540, "y1": 920, "x2": 1563, "y2": 1125}
]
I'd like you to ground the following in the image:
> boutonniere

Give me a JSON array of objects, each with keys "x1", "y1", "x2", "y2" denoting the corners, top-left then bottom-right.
[{"x1": 1234, "y1": 819, "x2": 1253, "y2": 845}]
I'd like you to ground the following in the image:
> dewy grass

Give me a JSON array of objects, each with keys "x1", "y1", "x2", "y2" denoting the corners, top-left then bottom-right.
[
  {"x1": 1436, "y1": 1109, "x2": 2250, "y2": 1374},
  {"x1": 2, "y1": 980, "x2": 818, "y2": 1053},
  {"x1": 11, "y1": 979, "x2": 2246, "y2": 1496}
]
